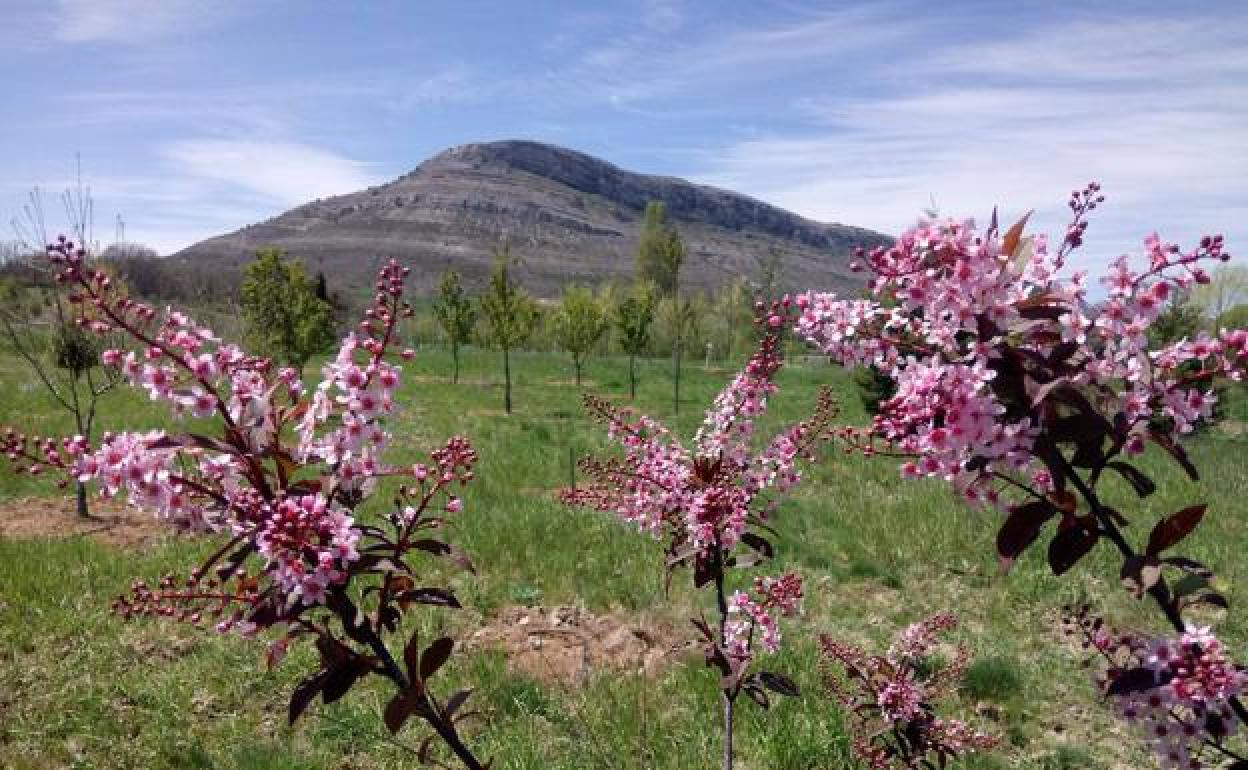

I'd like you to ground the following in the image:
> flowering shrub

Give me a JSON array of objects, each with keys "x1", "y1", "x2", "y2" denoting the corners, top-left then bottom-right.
[
  {"x1": 561, "y1": 309, "x2": 838, "y2": 769},
  {"x1": 1, "y1": 238, "x2": 489, "y2": 769},
  {"x1": 1066, "y1": 607, "x2": 1248, "y2": 769},
  {"x1": 821, "y1": 614, "x2": 996, "y2": 768},
  {"x1": 795, "y1": 187, "x2": 1248, "y2": 767}
]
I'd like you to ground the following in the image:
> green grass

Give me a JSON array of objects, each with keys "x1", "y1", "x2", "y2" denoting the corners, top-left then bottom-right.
[{"x1": 2, "y1": 345, "x2": 1247, "y2": 768}]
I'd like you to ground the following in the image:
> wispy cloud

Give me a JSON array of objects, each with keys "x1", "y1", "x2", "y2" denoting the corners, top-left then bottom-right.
[
  {"x1": 160, "y1": 139, "x2": 383, "y2": 208},
  {"x1": 52, "y1": 0, "x2": 242, "y2": 44},
  {"x1": 694, "y1": 9, "x2": 1248, "y2": 277}
]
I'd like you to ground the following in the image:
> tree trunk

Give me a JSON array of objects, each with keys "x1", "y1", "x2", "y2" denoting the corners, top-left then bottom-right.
[
  {"x1": 628, "y1": 353, "x2": 637, "y2": 399},
  {"x1": 75, "y1": 480, "x2": 89, "y2": 519},
  {"x1": 574, "y1": 355, "x2": 582, "y2": 386},
  {"x1": 503, "y1": 347, "x2": 512, "y2": 414},
  {"x1": 722, "y1": 692, "x2": 735, "y2": 770},
  {"x1": 452, "y1": 342, "x2": 460, "y2": 385},
  {"x1": 672, "y1": 340, "x2": 681, "y2": 415}
]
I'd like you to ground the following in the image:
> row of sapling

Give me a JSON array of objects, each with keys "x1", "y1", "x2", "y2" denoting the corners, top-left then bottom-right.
[
  {"x1": 423, "y1": 198, "x2": 774, "y2": 408},
  {"x1": 7, "y1": 182, "x2": 1248, "y2": 769}
]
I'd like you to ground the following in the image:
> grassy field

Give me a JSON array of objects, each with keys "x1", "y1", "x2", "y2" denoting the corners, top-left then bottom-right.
[{"x1": 2, "y1": 344, "x2": 1247, "y2": 769}]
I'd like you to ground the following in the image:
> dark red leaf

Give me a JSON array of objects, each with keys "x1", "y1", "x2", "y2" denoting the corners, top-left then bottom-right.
[
  {"x1": 411, "y1": 538, "x2": 451, "y2": 556},
  {"x1": 420, "y1": 636, "x2": 454, "y2": 681},
  {"x1": 693, "y1": 556, "x2": 717, "y2": 589},
  {"x1": 384, "y1": 692, "x2": 416, "y2": 734},
  {"x1": 445, "y1": 688, "x2": 474, "y2": 720},
  {"x1": 1106, "y1": 666, "x2": 1157, "y2": 696},
  {"x1": 1146, "y1": 505, "x2": 1207, "y2": 556},
  {"x1": 740, "y1": 532, "x2": 774, "y2": 561},
  {"x1": 397, "y1": 587, "x2": 461, "y2": 609},
  {"x1": 1107, "y1": 462, "x2": 1156, "y2": 498},
  {"x1": 403, "y1": 630, "x2": 421, "y2": 681},
  {"x1": 321, "y1": 663, "x2": 365, "y2": 704},
  {"x1": 743, "y1": 682, "x2": 770, "y2": 709},
  {"x1": 288, "y1": 669, "x2": 331, "y2": 724},
  {"x1": 758, "y1": 671, "x2": 801, "y2": 697},
  {"x1": 996, "y1": 501, "x2": 1057, "y2": 572},
  {"x1": 1179, "y1": 591, "x2": 1228, "y2": 612},
  {"x1": 1047, "y1": 524, "x2": 1098, "y2": 576},
  {"x1": 1148, "y1": 430, "x2": 1199, "y2": 481}
]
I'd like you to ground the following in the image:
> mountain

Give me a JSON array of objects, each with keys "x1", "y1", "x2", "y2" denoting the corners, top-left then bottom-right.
[{"x1": 173, "y1": 140, "x2": 889, "y2": 298}]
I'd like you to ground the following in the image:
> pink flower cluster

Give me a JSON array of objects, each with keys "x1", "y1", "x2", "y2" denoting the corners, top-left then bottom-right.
[
  {"x1": 724, "y1": 572, "x2": 803, "y2": 662},
  {"x1": 1069, "y1": 608, "x2": 1246, "y2": 770},
  {"x1": 821, "y1": 614, "x2": 993, "y2": 769},
  {"x1": 795, "y1": 186, "x2": 1247, "y2": 504},
  {"x1": 254, "y1": 494, "x2": 360, "y2": 605},
  {"x1": 565, "y1": 329, "x2": 837, "y2": 563},
  {"x1": 1119, "y1": 629, "x2": 1244, "y2": 770}
]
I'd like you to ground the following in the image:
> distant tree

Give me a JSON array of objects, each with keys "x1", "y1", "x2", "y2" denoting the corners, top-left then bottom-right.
[
  {"x1": 3, "y1": 177, "x2": 119, "y2": 518},
  {"x1": 240, "y1": 248, "x2": 336, "y2": 370},
  {"x1": 479, "y1": 246, "x2": 538, "y2": 414},
  {"x1": 432, "y1": 269, "x2": 476, "y2": 384},
  {"x1": 1149, "y1": 290, "x2": 1204, "y2": 347},
  {"x1": 1217, "y1": 303, "x2": 1248, "y2": 331},
  {"x1": 99, "y1": 241, "x2": 159, "y2": 261},
  {"x1": 636, "y1": 200, "x2": 685, "y2": 297},
  {"x1": 614, "y1": 282, "x2": 657, "y2": 399},
  {"x1": 635, "y1": 200, "x2": 687, "y2": 413},
  {"x1": 710, "y1": 279, "x2": 755, "y2": 360},
  {"x1": 1191, "y1": 265, "x2": 1248, "y2": 329},
  {"x1": 552, "y1": 286, "x2": 609, "y2": 386},
  {"x1": 853, "y1": 365, "x2": 897, "y2": 415}
]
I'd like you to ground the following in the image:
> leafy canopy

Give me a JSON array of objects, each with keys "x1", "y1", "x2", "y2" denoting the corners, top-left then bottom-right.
[
  {"x1": 636, "y1": 200, "x2": 685, "y2": 297},
  {"x1": 479, "y1": 246, "x2": 538, "y2": 351},
  {"x1": 240, "y1": 248, "x2": 336, "y2": 368},
  {"x1": 552, "y1": 285, "x2": 609, "y2": 360},
  {"x1": 433, "y1": 269, "x2": 477, "y2": 347}
]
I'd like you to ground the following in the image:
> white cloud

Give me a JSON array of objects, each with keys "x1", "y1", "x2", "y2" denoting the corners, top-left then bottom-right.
[
  {"x1": 694, "y1": 10, "x2": 1248, "y2": 279},
  {"x1": 53, "y1": 0, "x2": 241, "y2": 43},
  {"x1": 160, "y1": 139, "x2": 383, "y2": 208}
]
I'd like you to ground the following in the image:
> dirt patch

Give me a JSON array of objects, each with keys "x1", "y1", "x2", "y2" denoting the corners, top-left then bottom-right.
[
  {"x1": 464, "y1": 605, "x2": 700, "y2": 687},
  {"x1": 0, "y1": 495, "x2": 173, "y2": 548}
]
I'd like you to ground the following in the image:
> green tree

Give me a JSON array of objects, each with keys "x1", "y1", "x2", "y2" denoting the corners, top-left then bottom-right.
[
  {"x1": 1149, "y1": 291, "x2": 1204, "y2": 347},
  {"x1": 614, "y1": 282, "x2": 657, "y2": 399},
  {"x1": 432, "y1": 269, "x2": 477, "y2": 384},
  {"x1": 635, "y1": 200, "x2": 687, "y2": 413},
  {"x1": 853, "y1": 365, "x2": 897, "y2": 415},
  {"x1": 552, "y1": 285, "x2": 609, "y2": 386},
  {"x1": 479, "y1": 246, "x2": 538, "y2": 414},
  {"x1": 1191, "y1": 265, "x2": 1248, "y2": 329},
  {"x1": 1217, "y1": 303, "x2": 1248, "y2": 331},
  {"x1": 240, "y1": 249, "x2": 336, "y2": 370},
  {"x1": 637, "y1": 201, "x2": 685, "y2": 296}
]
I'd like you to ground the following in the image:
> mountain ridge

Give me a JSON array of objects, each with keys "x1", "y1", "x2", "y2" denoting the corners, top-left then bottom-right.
[{"x1": 174, "y1": 140, "x2": 890, "y2": 298}]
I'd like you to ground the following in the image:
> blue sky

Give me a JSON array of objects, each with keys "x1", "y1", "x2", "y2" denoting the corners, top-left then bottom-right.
[{"x1": 4, "y1": 1, "x2": 1246, "y2": 280}]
